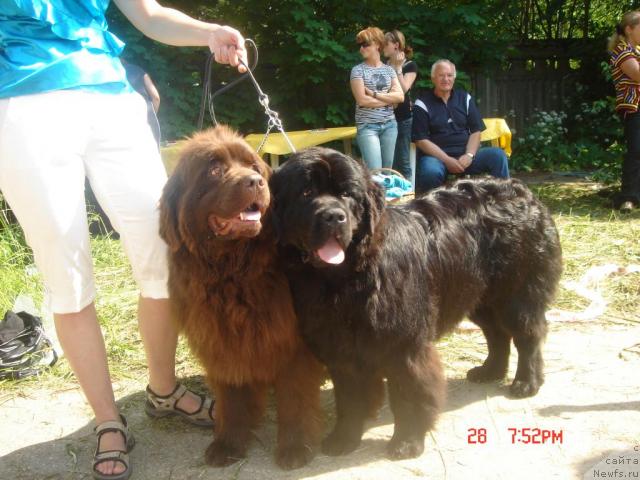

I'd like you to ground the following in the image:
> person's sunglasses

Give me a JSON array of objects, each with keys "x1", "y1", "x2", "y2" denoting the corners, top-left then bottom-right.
[{"x1": 357, "y1": 41, "x2": 371, "y2": 48}]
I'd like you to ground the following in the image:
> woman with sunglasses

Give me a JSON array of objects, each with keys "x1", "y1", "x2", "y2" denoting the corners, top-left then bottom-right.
[
  {"x1": 350, "y1": 27, "x2": 404, "y2": 170},
  {"x1": 383, "y1": 29, "x2": 418, "y2": 182}
]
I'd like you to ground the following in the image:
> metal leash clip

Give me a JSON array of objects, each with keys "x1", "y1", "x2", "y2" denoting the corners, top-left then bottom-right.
[
  {"x1": 239, "y1": 55, "x2": 296, "y2": 155},
  {"x1": 198, "y1": 39, "x2": 296, "y2": 155}
]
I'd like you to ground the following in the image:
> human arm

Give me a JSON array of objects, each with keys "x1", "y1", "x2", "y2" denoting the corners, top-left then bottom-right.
[
  {"x1": 374, "y1": 76, "x2": 404, "y2": 104},
  {"x1": 142, "y1": 73, "x2": 161, "y2": 113},
  {"x1": 412, "y1": 103, "x2": 464, "y2": 173},
  {"x1": 620, "y1": 55, "x2": 640, "y2": 82},
  {"x1": 457, "y1": 131, "x2": 481, "y2": 169},
  {"x1": 457, "y1": 95, "x2": 485, "y2": 168},
  {"x1": 351, "y1": 78, "x2": 387, "y2": 108},
  {"x1": 113, "y1": 0, "x2": 247, "y2": 72},
  {"x1": 389, "y1": 53, "x2": 417, "y2": 93}
]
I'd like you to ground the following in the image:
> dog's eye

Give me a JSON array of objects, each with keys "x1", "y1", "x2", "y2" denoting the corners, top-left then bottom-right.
[
  {"x1": 302, "y1": 189, "x2": 312, "y2": 198},
  {"x1": 210, "y1": 165, "x2": 223, "y2": 177},
  {"x1": 251, "y1": 163, "x2": 261, "y2": 173},
  {"x1": 340, "y1": 191, "x2": 351, "y2": 198}
]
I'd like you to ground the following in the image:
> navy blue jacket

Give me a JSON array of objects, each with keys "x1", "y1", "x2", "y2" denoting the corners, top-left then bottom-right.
[{"x1": 411, "y1": 88, "x2": 485, "y2": 158}]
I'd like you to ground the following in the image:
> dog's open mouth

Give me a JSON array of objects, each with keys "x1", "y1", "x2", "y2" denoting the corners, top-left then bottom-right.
[
  {"x1": 314, "y1": 237, "x2": 345, "y2": 265},
  {"x1": 208, "y1": 203, "x2": 263, "y2": 237}
]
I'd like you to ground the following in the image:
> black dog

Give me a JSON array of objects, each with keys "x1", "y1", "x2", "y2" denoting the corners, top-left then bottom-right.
[{"x1": 270, "y1": 148, "x2": 563, "y2": 460}]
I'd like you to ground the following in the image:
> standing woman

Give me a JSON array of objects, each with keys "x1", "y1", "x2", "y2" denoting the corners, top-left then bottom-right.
[
  {"x1": 609, "y1": 11, "x2": 640, "y2": 212},
  {"x1": 0, "y1": 1, "x2": 246, "y2": 479},
  {"x1": 384, "y1": 30, "x2": 418, "y2": 182},
  {"x1": 350, "y1": 27, "x2": 404, "y2": 170}
]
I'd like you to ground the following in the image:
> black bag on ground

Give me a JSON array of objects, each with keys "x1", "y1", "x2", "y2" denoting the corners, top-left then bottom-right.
[{"x1": 0, "y1": 310, "x2": 58, "y2": 380}]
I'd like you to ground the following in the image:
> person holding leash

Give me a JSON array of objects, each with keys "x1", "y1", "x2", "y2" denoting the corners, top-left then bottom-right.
[{"x1": 0, "y1": 1, "x2": 246, "y2": 478}]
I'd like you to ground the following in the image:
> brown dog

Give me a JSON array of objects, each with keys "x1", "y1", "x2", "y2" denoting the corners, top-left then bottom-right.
[{"x1": 158, "y1": 126, "x2": 324, "y2": 469}]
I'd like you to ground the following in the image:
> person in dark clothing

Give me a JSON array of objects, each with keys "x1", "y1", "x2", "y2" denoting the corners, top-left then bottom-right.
[
  {"x1": 411, "y1": 59, "x2": 509, "y2": 193},
  {"x1": 383, "y1": 30, "x2": 417, "y2": 182},
  {"x1": 122, "y1": 60, "x2": 161, "y2": 147}
]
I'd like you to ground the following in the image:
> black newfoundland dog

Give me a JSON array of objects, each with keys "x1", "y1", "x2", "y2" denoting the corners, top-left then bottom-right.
[{"x1": 270, "y1": 148, "x2": 563, "y2": 460}]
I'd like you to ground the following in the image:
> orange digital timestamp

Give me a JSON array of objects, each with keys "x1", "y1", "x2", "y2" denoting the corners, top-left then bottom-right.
[{"x1": 467, "y1": 428, "x2": 564, "y2": 444}]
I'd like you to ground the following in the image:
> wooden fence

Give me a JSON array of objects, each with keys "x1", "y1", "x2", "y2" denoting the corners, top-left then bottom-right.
[{"x1": 470, "y1": 39, "x2": 608, "y2": 139}]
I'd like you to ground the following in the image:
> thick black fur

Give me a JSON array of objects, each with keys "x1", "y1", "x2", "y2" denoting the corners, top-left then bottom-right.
[{"x1": 270, "y1": 147, "x2": 563, "y2": 459}]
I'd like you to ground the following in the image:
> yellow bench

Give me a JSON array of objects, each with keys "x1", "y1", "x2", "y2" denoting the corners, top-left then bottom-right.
[
  {"x1": 244, "y1": 127, "x2": 357, "y2": 168},
  {"x1": 165, "y1": 119, "x2": 512, "y2": 182},
  {"x1": 245, "y1": 117, "x2": 510, "y2": 159}
]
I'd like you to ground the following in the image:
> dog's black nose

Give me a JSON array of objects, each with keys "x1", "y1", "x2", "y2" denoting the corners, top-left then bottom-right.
[
  {"x1": 246, "y1": 173, "x2": 265, "y2": 189},
  {"x1": 321, "y1": 208, "x2": 347, "y2": 225}
]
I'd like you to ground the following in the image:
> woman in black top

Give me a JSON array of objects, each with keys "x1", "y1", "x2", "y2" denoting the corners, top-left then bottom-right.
[{"x1": 384, "y1": 30, "x2": 418, "y2": 182}]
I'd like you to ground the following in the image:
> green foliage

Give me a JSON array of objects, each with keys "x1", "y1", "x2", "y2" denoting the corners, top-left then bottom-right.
[
  {"x1": 105, "y1": 0, "x2": 514, "y2": 139},
  {"x1": 511, "y1": 97, "x2": 624, "y2": 183}
]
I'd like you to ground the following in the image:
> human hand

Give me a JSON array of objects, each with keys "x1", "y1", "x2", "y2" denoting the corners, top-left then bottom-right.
[
  {"x1": 458, "y1": 153, "x2": 473, "y2": 169},
  {"x1": 445, "y1": 156, "x2": 465, "y2": 174},
  {"x1": 390, "y1": 50, "x2": 405, "y2": 70},
  {"x1": 208, "y1": 25, "x2": 248, "y2": 73}
]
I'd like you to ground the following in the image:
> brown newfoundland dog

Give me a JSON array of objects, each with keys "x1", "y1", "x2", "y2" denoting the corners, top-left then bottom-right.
[
  {"x1": 270, "y1": 148, "x2": 563, "y2": 460},
  {"x1": 158, "y1": 126, "x2": 323, "y2": 469}
]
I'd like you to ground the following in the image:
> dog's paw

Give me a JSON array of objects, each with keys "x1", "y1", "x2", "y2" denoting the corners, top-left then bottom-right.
[
  {"x1": 321, "y1": 430, "x2": 361, "y2": 456},
  {"x1": 387, "y1": 438, "x2": 425, "y2": 459},
  {"x1": 466, "y1": 364, "x2": 506, "y2": 383},
  {"x1": 205, "y1": 439, "x2": 245, "y2": 467},
  {"x1": 276, "y1": 443, "x2": 315, "y2": 470},
  {"x1": 509, "y1": 379, "x2": 541, "y2": 398}
]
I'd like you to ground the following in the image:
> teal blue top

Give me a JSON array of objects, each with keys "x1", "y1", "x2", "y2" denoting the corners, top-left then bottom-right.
[{"x1": 0, "y1": 0, "x2": 132, "y2": 99}]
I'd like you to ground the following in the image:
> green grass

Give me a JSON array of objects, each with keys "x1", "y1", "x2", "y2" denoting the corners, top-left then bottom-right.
[
  {"x1": 531, "y1": 182, "x2": 640, "y2": 319},
  {"x1": 1, "y1": 178, "x2": 639, "y2": 397}
]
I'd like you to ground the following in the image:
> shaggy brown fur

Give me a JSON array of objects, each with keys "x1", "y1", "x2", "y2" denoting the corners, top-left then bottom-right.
[{"x1": 158, "y1": 126, "x2": 324, "y2": 470}]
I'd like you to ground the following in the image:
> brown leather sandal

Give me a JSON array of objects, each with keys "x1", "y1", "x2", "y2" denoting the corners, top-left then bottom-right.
[
  {"x1": 92, "y1": 415, "x2": 135, "y2": 480},
  {"x1": 145, "y1": 383, "x2": 214, "y2": 427}
]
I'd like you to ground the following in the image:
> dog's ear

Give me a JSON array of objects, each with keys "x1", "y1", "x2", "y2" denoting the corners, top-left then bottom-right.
[
  {"x1": 352, "y1": 171, "x2": 386, "y2": 271},
  {"x1": 159, "y1": 169, "x2": 187, "y2": 253},
  {"x1": 363, "y1": 175, "x2": 386, "y2": 237},
  {"x1": 160, "y1": 168, "x2": 196, "y2": 252}
]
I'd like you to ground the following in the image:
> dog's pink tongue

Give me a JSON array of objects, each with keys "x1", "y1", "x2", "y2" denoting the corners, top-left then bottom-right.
[{"x1": 316, "y1": 238, "x2": 345, "y2": 264}]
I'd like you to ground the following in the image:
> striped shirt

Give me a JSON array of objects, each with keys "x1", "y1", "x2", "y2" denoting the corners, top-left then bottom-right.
[
  {"x1": 350, "y1": 63, "x2": 397, "y2": 125},
  {"x1": 610, "y1": 41, "x2": 640, "y2": 115}
]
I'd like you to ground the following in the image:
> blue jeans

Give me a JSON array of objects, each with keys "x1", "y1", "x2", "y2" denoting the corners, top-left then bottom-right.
[
  {"x1": 356, "y1": 119, "x2": 398, "y2": 170},
  {"x1": 392, "y1": 117, "x2": 413, "y2": 181},
  {"x1": 415, "y1": 146, "x2": 510, "y2": 193}
]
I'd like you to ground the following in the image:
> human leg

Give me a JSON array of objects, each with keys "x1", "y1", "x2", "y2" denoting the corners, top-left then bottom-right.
[
  {"x1": 0, "y1": 92, "x2": 125, "y2": 476},
  {"x1": 85, "y1": 92, "x2": 210, "y2": 419},
  {"x1": 415, "y1": 155, "x2": 448, "y2": 193},
  {"x1": 465, "y1": 147, "x2": 510, "y2": 179},
  {"x1": 392, "y1": 117, "x2": 413, "y2": 180},
  {"x1": 379, "y1": 119, "x2": 398, "y2": 169},
  {"x1": 618, "y1": 112, "x2": 640, "y2": 208},
  {"x1": 56, "y1": 306, "x2": 129, "y2": 477},
  {"x1": 356, "y1": 123, "x2": 383, "y2": 170}
]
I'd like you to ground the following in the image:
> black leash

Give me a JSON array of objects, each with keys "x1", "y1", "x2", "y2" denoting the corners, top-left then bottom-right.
[{"x1": 197, "y1": 39, "x2": 296, "y2": 154}]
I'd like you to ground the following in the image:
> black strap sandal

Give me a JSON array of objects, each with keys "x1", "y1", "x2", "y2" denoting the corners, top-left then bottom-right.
[
  {"x1": 92, "y1": 414, "x2": 135, "y2": 480},
  {"x1": 145, "y1": 383, "x2": 214, "y2": 427}
]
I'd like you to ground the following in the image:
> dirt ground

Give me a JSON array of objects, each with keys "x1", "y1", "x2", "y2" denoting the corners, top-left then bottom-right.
[{"x1": 1, "y1": 315, "x2": 639, "y2": 480}]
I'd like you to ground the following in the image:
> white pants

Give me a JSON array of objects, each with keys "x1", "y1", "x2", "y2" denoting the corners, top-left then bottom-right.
[{"x1": 0, "y1": 90, "x2": 169, "y2": 314}]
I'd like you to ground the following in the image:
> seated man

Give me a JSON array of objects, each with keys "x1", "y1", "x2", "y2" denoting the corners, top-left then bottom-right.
[{"x1": 411, "y1": 59, "x2": 509, "y2": 193}]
